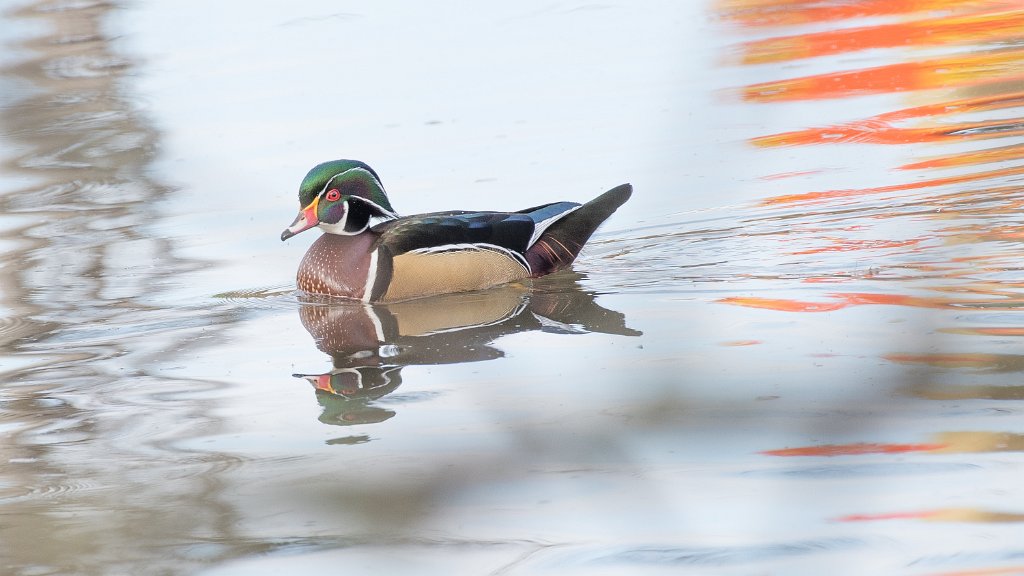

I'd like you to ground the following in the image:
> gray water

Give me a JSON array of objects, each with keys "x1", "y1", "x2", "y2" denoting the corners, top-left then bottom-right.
[{"x1": 2, "y1": 1, "x2": 1024, "y2": 574}]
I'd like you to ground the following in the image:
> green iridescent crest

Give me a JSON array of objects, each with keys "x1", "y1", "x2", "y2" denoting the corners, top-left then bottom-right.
[{"x1": 297, "y1": 160, "x2": 394, "y2": 215}]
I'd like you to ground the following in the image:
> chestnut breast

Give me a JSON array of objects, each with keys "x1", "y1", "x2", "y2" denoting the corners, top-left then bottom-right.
[{"x1": 297, "y1": 233, "x2": 378, "y2": 298}]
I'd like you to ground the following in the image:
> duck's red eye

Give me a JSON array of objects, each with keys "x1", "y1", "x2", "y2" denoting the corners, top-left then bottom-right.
[{"x1": 325, "y1": 189, "x2": 341, "y2": 202}]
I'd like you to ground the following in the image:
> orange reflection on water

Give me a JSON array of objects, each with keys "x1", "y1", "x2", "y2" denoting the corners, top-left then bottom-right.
[
  {"x1": 837, "y1": 508, "x2": 1024, "y2": 523},
  {"x1": 904, "y1": 381, "x2": 1024, "y2": 401},
  {"x1": 721, "y1": 291, "x2": 1024, "y2": 313},
  {"x1": 717, "y1": 0, "x2": 1012, "y2": 27},
  {"x1": 718, "y1": 2, "x2": 1024, "y2": 569},
  {"x1": 737, "y1": 9, "x2": 1024, "y2": 65},
  {"x1": 753, "y1": 90, "x2": 1024, "y2": 148},
  {"x1": 743, "y1": 50, "x2": 1024, "y2": 103},
  {"x1": 753, "y1": 88, "x2": 1024, "y2": 150},
  {"x1": 753, "y1": 91, "x2": 1024, "y2": 148},
  {"x1": 715, "y1": 0, "x2": 1024, "y2": 325},
  {"x1": 789, "y1": 237, "x2": 924, "y2": 256},
  {"x1": 763, "y1": 442, "x2": 945, "y2": 456},
  {"x1": 725, "y1": 1, "x2": 1024, "y2": 228},
  {"x1": 940, "y1": 327, "x2": 1024, "y2": 336},
  {"x1": 931, "y1": 568, "x2": 1024, "y2": 576},
  {"x1": 901, "y1": 143, "x2": 1024, "y2": 170},
  {"x1": 761, "y1": 164, "x2": 1024, "y2": 206},
  {"x1": 887, "y1": 353, "x2": 1024, "y2": 371},
  {"x1": 766, "y1": 432, "x2": 1024, "y2": 458},
  {"x1": 719, "y1": 296, "x2": 847, "y2": 312},
  {"x1": 720, "y1": 339, "x2": 761, "y2": 346}
]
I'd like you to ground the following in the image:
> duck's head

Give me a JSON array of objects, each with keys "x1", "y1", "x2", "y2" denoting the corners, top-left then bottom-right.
[{"x1": 281, "y1": 159, "x2": 398, "y2": 240}]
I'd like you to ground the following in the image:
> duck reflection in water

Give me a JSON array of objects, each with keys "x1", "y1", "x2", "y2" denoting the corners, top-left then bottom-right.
[{"x1": 293, "y1": 272, "x2": 641, "y2": 427}]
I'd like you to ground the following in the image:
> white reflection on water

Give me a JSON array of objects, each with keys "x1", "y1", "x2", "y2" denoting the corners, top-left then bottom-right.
[{"x1": 1, "y1": 0, "x2": 1024, "y2": 575}]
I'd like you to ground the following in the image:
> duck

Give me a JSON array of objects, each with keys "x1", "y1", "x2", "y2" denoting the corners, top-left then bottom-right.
[{"x1": 280, "y1": 159, "x2": 631, "y2": 303}]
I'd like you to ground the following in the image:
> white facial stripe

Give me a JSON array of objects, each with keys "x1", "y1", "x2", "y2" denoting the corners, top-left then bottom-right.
[
  {"x1": 318, "y1": 171, "x2": 342, "y2": 195},
  {"x1": 350, "y1": 195, "x2": 398, "y2": 219},
  {"x1": 320, "y1": 167, "x2": 385, "y2": 196},
  {"x1": 317, "y1": 167, "x2": 397, "y2": 220}
]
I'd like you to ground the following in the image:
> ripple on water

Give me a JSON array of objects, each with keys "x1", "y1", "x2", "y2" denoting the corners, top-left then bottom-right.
[
  {"x1": 0, "y1": 476, "x2": 101, "y2": 504},
  {"x1": 0, "y1": 316, "x2": 55, "y2": 345},
  {"x1": 42, "y1": 54, "x2": 128, "y2": 79},
  {"x1": 540, "y1": 538, "x2": 866, "y2": 569},
  {"x1": 213, "y1": 285, "x2": 301, "y2": 310},
  {"x1": 5, "y1": 180, "x2": 144, "y2": 212}
]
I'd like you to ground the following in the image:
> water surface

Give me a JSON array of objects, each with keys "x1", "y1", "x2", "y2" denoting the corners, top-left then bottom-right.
[{"x1": 2, "y1": 1, "x2": 1024, "y2": 574}]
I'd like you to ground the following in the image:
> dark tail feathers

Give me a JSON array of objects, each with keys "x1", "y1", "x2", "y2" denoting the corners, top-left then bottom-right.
[{"x1": 525, "y1": 183, "x2": 632, "y2": 277}]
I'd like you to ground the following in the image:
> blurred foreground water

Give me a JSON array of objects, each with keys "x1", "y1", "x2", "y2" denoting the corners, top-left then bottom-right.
[{"x1": 1, "y1": 1, "x2": 1024, "y2": 574}]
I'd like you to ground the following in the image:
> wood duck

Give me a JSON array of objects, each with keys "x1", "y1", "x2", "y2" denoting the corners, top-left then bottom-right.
[{"x1": 281, "y1": 159, "x2": 632, "y2": 302}]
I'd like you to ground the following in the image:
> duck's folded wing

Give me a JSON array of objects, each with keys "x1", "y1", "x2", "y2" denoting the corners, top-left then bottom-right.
[{"x1": 374, "y1": 207, "x2": 577, "y2": 256}]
